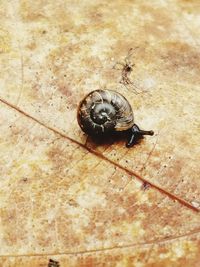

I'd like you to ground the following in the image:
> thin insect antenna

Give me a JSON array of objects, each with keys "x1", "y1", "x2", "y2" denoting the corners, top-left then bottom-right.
[{"x1": 126, "y1": 46, "x2": 140, "y2": 60}]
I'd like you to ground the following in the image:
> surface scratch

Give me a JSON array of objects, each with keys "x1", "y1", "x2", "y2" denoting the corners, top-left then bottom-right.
[
  {"x1": 140, "y1": 131, "x2": 160, "y2": 173},
  {"x1": 16, "y1": 44, "x2": 24, "y2": 107},
  {"x1": 0, "y1": 227, "x2": 199, "y2": 258}
]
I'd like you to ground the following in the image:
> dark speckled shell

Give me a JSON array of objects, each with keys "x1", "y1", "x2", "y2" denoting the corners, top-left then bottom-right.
[{"x1": 77, "y1": 89, "x2": 134, "y2": 136}]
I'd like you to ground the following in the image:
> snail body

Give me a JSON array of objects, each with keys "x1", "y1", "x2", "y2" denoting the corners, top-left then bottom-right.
[{"x1": 77, "y1": 89, "x2": 154, "y2": 147}]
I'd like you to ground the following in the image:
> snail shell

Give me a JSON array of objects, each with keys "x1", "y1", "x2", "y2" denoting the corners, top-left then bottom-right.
[{"x1": 77, "y1": 89, "x2": 134, "y2": 136}]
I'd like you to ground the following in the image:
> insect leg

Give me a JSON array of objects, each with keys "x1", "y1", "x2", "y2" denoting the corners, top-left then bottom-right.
[{"x1": 113, "y1": 62, "x2": 125, "y2": 70}]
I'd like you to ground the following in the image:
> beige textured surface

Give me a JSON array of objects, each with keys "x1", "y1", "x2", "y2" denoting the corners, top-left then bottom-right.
[{"x1": 0, "y1": 0, "x2": 200, "y2": 266}]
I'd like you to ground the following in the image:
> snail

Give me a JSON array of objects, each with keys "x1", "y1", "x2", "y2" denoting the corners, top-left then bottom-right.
[{"x1": 77, "y1": 89, "x2": 154, "y2": 147}]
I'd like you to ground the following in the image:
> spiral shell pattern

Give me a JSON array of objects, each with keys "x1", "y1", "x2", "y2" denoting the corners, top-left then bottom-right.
[{"x1": 77, "y1": 89, "x2": 134, "y2": 136}]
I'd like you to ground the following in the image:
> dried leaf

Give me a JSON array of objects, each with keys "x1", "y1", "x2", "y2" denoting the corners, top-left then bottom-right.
[{"x1": 0, "y1": 0, "x2": 200, "y2": 266}]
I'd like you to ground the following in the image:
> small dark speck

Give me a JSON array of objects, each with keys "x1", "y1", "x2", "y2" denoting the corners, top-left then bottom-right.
[
  {"x1": 68, "y1": 199, "x2": 78, "y2": 207},
  {"x1": 22, "y1": 178, "x2": 28, "y2": 182},
  {"x1": 164, "y1": 165, "x2": 167, "y2": 168},
  {"x1": 64, "y1": 74, "x2": 67, "y2": 77},
  {"x1": 141, "y1": 182, "x2": 150, "y2": 190},
  {"x1": 126, "y1": 66, "x2": 132, "y2": 72},
  {"x1": 48, "y1": 259, "x2": 60, "y2": 267},
  {"x1": 42, "y1": 30, "x2": 47, "y2": 34}
]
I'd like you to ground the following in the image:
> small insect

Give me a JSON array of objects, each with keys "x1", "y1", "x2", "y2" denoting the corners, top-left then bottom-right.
[
  {"x1": 77, "y1": 89, "x2": 154, "y2": 147},
  {"x1": 113, "y1": 47, "x2": 145, "y2": 94}
]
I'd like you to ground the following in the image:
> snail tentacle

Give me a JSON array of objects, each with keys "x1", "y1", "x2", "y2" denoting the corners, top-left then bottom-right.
[{"x1": 126, "y1": 124, "x2": 154, "y2": 147}]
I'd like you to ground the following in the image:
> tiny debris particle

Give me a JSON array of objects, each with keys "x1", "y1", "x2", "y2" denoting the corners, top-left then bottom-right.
[
  {"x1": 142, "y1": 182, "x2": 150, "y2": 190},
  {"x1": 191, "y1": 201, "x2": 200, "y2": 208},
  {"x1": 48, "y1": 259, "x2": 60, "y2": 267}
]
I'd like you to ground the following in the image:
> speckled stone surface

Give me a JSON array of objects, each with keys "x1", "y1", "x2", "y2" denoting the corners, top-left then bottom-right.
[{"x1": 0, "y1": 0, "x2": 200, "y2": 266}]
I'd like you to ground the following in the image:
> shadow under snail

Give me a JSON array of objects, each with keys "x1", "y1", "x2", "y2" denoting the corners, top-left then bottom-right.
[{"x1": 77, "y1": 89, "x2": 154, "y2": 147}]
